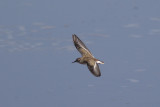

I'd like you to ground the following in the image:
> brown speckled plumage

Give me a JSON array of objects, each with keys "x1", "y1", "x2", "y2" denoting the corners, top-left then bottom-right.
[{"x1": 72, "y1": 34, "x2": 104, "y2": 77}]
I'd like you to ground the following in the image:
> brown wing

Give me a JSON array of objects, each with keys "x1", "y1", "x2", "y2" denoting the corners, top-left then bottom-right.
[
  {"x1": 87, "y1": 59, "x2": 101, "y2": 77},
  {"x1": 72, "y1": 34, "x2": 94, "y2": 57}
]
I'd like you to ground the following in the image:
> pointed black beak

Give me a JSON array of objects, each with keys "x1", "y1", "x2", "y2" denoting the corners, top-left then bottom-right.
[{"x1": 72, "y1": 60, "x2": 77, "y2": 63}]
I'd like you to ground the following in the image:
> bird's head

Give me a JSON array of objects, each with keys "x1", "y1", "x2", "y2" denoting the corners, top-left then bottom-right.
[{"x1": 72, "y1": 58, "x2": 81, "y2": 63}]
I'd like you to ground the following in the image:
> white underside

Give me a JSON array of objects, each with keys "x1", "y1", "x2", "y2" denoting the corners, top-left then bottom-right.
[{"x1": 96, "y1": 61, "x2": 104, "y2": 64}]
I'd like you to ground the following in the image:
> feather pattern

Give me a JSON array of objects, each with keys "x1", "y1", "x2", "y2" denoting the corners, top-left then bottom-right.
[
  {"x1": 72, "y1": 34, "x2": 103, "y2": 77},
  {"x1": 72, "y1": 34, "x2": 94, "y2": 57}
]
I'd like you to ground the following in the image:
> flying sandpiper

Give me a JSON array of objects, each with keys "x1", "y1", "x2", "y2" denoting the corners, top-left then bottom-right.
[{"x1": 72, "y1": 34, "x2": 104, "y2": 77}]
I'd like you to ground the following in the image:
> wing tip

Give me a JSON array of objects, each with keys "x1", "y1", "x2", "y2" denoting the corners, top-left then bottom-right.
[
  {"x1": 72, "y1": 34, "x2": 78, "y2": 41},
  {"x1": 94, "y1": 74, "x2": 101, "y2": 77},
  {"x1": 72, "y1": 34, "x2": 77, "y2": 37}
]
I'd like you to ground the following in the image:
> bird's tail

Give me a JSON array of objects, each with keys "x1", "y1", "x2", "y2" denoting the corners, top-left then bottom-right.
[{"x1": 96, "y1": 60, "x2": 104, "y2": 64}]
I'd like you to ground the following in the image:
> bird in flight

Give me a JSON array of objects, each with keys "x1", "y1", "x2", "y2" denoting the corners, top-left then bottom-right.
[{"x1": 72, "y1": 34, "x2": 104, "y2": 77}]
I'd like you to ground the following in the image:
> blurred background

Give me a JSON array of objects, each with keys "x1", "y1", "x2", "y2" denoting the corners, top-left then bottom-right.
[{"x1": 0, "y1": 0, "x2": 160, "y2": 107}]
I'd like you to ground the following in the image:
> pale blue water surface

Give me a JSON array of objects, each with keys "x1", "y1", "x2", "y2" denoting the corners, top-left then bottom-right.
[{"x1": 0, "y1": 0, "x2": 160, "y2": 107}]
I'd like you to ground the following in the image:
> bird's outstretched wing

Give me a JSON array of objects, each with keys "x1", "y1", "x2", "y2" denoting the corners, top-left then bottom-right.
[
  {"x1": 72, "y1": 34, "x2": 93, "y2": 57},
  {"x1": 87, "y1": 59, "x2": 101, "y2": 77}
]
